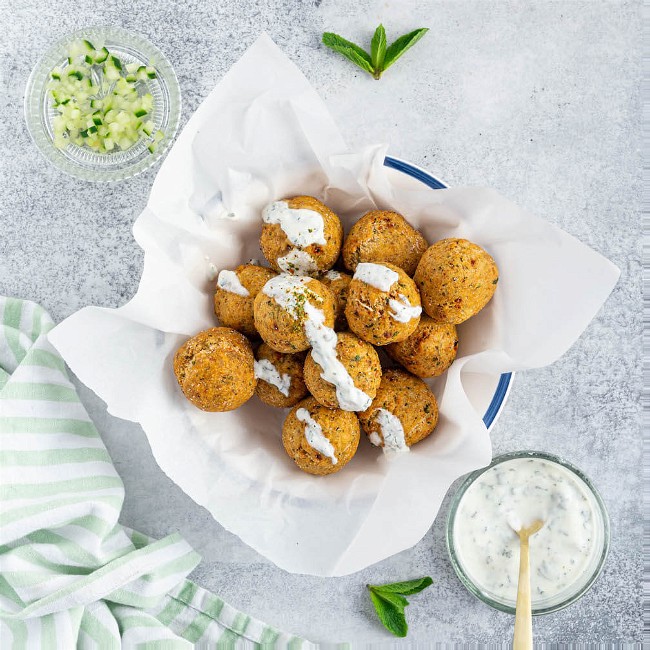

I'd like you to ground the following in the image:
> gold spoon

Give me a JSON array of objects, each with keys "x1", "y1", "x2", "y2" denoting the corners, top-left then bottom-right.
[{"x1": 511, "y1": 518, "x2": 544, "y2": 650}]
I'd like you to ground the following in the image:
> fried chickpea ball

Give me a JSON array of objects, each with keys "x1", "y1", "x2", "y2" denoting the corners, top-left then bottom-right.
[
  {"x1": 320, "y1": 269, "x2": 352, "y2": 330},
  {"x1": 342, "y1": 210, "x2": 428, "y2": 276},
  {"x1": 253, "y1": 275, "x2": 335, "y2": 353},
  {"x1": 282, "y1": 397, "x2": 360, "y2": 475},
  {"x1": 173, "y1": 327, "x2": 256, "y2": 412},
  {"x1": 260, "y1": 196, "x2": 343, "y2": 275},
  {"x1": 345, "y1": 262, "x2": 421, "y2": 346},
  {"x1": 385, "y1": 316, "x2": 458, "y2": 378},
  {"x1": 254, "y1": 343, "x2": 308, "y2": 408},
  {"x1": 214, "y1": 264, "x2": 277, "y2": 337},
  {"x1": 414, "y1": 238, "x2": 499, "y2": 324},
  {"x1": 303, "y1": 331, "x2": 382, "y2": 410},
  {"x1": 359, "y1": 369, "x2": 438, "y2": 450}
]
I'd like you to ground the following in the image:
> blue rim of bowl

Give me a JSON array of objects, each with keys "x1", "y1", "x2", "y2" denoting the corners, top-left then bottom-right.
[
  {"x1": 383, "y1": 155, "x2": 513, "y2": 429},
  {"x1": 445, "y1": 450, "x2": 611, "y2": 615},
  {"x1": 24, "y1": 26, "x2": 181, "y2": 182}
]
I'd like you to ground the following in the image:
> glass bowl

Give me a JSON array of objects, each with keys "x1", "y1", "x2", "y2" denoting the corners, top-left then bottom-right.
[
  {"x1": 446, "y1": 450, "x2": 610, "y2": 615},
  {"x1": 24, "y1": 26, "x2": 181, "y2": 182}
]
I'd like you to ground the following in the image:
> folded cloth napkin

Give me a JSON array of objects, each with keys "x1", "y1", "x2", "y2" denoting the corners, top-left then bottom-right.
[{"x1": 0, "y1": 297, "x2": 309, "y2": 649}]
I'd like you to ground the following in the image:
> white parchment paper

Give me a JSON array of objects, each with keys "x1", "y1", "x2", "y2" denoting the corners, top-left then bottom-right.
[{"x1": 49, "y1": 34, "x2": 620, "y2": 576}]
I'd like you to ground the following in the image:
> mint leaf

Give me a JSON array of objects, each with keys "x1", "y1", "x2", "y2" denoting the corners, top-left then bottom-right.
[
  {"x1": 369, "y1": 589, "x2": 408, "y2": 637},
  {"x1": 323, "y1": 26, "x2": 428, "y2": 80},
  {"x1": 383, "y1": 28, "x2": 429, "y2": 71},
  {"x1": 322, "y1": 32, "x2": 373, "y2": 74},
  {"x1": 370, "y1": 576, "x2": 433, "y2": 596},
  {"x1": 370, "y1": 24, "x2": 387, "y2": 77},
  {"x1": 367, "y1": 577, "x2": 432, "y2": 637}
]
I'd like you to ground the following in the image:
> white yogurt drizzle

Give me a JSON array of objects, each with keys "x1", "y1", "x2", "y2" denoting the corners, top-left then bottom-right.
[
  {"x1": 304, "y1": 302, "x2": 372, "y2": 411},
  {"x1": 354, "y1": 263, "x2": 421, "y2": 323},
  {"x1": 370, "y1": 408, "x2": 410, "y2": 453},
  {"x1": 277, "y1": 249, "x2": 318, "y2": 275},
  {"x1": 389, "y1": 294, "x2": 422, "y2": 323},
  {"x1": 325, "y1": 270, "x2": 342, "y2": 280},
  {"x1": 263, "y1": 201, "x2": 326, "y2": 276},
  {"x1": 254, "y1": 359, "x2": 291, "y2": 397},
  {"x1": 261, "y1": 274, "x2": 371, "y2": 411},
  {"x1": 354, "y1": 262, "x2": 399, "y2": 292},
  {"x1": 261, "y1": 274, "x2": 312, "y2": 315},
  {"x1": 217, "y1": 269, "x2": 250, "y2": 297},
  {"x1": 263, "y1": 201, "x2": 326, "y2": 247},
  {"x1": 296, "y1": 407, "x2": 337, "y2": 465}
]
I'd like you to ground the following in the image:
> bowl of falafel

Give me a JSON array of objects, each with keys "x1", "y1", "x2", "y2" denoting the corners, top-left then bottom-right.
[{"x1": 175, "y1": 197, "x2": 498, "y2": 476}]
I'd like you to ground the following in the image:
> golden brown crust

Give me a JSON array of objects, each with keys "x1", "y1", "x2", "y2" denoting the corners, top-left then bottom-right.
[
  {"x1": 282, "y1": 397, "x2": 360, "y2": 475},
  {"x1": 359, "y1": 369, "x2": 438, "y2": 448},
  {"x1": 414, "y1": 239, "x2": 498, "y2": 324},
  {"x1": 385, "y1": 317, "x2": 458, "y2": 378},
  {"x1": 303, "y1": 331, "x2": 382, "y2": 409},
  {"x1": 254, "y1": 343, "x2": 308, "y2": 408},
  {"x1": 260, "y1": 196, "x2": 343, "y2": 274},
  {"x1": 342, "y1": 210, "x2": 428, "y2": 275},
  {"x1": 320, "y1": 271, "x2": 352, "y2": 331},
  {"x1": 214, "y1": 264, "x2": 277, "y2": 337},
  {"x1": 345, "y1": 262, "x2": 421, "y2": 346},
  {"x1": 173, "y1": 327, "x2": 256, "y2": 412},
  {"x1": 253, "y1": 277, "x2": 335, "y2": 353}
]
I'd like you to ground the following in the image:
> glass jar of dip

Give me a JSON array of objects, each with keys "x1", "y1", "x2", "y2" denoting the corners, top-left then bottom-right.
[{"x1": 446, "y1": 451, "x2": 610, "y2": 615}]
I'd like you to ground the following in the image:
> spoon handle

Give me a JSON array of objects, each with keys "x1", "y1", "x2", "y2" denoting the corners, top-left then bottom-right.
[{"x1": 513, "y1": 534, "x2": 533, "y2": 650}]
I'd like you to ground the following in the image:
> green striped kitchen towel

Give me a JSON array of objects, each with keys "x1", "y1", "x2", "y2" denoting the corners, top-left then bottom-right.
[{"x1": 0, "y1": 297, "x2": 310, "y2": 649}]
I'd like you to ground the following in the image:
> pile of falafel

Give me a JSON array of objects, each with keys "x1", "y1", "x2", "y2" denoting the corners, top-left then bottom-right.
[{"x1": 173, "y1": 196, "x2": 498, "y2": 476}]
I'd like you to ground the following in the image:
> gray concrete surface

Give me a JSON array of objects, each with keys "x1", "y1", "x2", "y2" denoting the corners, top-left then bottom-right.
[{"x1": 1, "y1": 0, "x2": 641, "y2": 644}]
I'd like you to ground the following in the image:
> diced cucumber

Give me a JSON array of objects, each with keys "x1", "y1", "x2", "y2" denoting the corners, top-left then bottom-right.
[
  {"x1": 94, "y1": 47, "x2": 109, "y2": 63},
  {"x1": 47, "y1": 41, "x2": 163, "y2": 154},
  {"x1": 104, "y1": 65, "x2": 121, "y2": 81}
]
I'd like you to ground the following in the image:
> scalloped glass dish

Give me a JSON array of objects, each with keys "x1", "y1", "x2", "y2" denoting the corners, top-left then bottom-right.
[{"x1": 24, "y1": 26, "x2": 181, "y2": 182}]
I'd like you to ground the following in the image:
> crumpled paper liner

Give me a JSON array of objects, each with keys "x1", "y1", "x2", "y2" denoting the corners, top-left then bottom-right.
[{"x1": 49, "y1": 34, "x2": 619, "y2": 576}]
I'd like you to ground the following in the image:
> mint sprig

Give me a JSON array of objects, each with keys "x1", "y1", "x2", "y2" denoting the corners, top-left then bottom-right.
[
  {"x1": 367, "y1": 577, "x2": 433, "y2": 637},
  {"x1": 323, "y1": 25, "x2": 428, "y2": 80}
]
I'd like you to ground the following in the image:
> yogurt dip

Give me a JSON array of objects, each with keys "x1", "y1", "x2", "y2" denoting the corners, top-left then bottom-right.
[{"x1": 449, "y1": 453, "x2": 609, "y2": 612}]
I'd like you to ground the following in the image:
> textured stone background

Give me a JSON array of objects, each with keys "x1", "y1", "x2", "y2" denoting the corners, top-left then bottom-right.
[{"x1": 0, "y1": 0, "x2": 641, "y2": 644}]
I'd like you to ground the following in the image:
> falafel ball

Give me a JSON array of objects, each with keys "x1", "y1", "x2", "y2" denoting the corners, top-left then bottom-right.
[
  {"x1": 173, "y1": 327, "x2": 256, "y2": 412},
  {"x1": 282, "y1": 396, "x2": 360, "y2": 475},
  {"x1": 214, "y1": 264, "x2": 277, "y2": 337},
  {"x1": 253, "y1": 274, "x2": 335, "y2": 353},
  {"x1": 320, "y1": 269, "x2": 352, "y2": 330},
  {"x1": 359, "y1": 369, "x2": 438, "y2": 451},
  {"x1": 414, "y1": 238, "x2": 498, "y2": 324},
  {"x1": 303, "y1": 331, "x2": 382, "y2": 410},
  {"x1": 345, "y1": 262, "x2": 421, "y2": 346},
  {"x1": 386, "y1": 316, "x2": 458, "y2": 378},
  {"x1": 342, "y1": 210, "x2": 428, "y2": 276},
  {"x1": 260, "y1": 196, "x2": 343, "y2": 275},
  {"x1": 254, "y1": 343, "x2": 308, "y2": 408}
]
